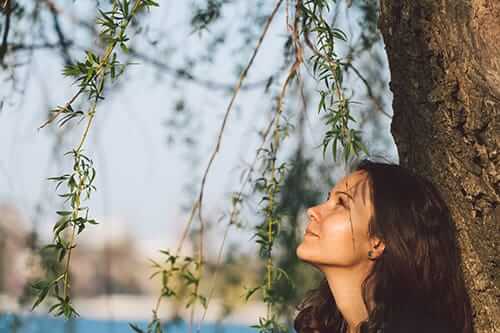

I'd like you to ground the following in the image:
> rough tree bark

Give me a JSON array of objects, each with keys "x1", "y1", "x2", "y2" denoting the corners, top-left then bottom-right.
[{"x1": 378, "y1": 1, "x2": 499, "y2": 332}]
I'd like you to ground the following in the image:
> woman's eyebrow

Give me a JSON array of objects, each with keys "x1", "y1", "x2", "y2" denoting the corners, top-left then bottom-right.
[
  {"x1": 333, "y1": 187, "x2": 367, "y2": 208},
  {"x1": 331, "y1": 177, "x2": 370, "y2": 207}
]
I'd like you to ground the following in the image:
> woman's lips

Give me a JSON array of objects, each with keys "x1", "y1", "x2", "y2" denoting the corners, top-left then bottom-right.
[{"x1": 305, "y1": 229, "x2": 319, "y2": 237}]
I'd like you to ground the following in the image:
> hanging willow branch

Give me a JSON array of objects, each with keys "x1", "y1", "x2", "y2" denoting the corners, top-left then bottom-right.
[
  {"x1": 31, "y1": 0, "x2": 159, "y2": 319},
  {"x1": 245, "y1": 3, "x2": 303, "y2": 333}
]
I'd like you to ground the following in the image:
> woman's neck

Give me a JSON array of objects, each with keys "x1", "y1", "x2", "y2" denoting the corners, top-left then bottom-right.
[{"x1": 321, "y1": 262, "x2": 374, "y2": 333}]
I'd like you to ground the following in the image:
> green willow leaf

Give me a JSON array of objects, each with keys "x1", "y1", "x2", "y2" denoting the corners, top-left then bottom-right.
[{"x1": 129, "y1": 323, "x2": 145, "y2": 333}]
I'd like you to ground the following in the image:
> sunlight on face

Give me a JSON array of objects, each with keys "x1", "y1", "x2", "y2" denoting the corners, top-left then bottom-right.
[{"x1": 296, "y1": 170, "x2": 374, "y2": 268}]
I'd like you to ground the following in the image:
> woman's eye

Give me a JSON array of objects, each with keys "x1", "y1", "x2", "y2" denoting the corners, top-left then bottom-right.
[
  {"x1": 336, "y1": 196, "x2": 349, "y2": 208},
  {"x1": 325, "y1": 192, "x2": 349, "y2": 209}
]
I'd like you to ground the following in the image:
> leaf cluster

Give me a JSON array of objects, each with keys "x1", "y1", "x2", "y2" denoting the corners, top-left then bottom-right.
[
  {"x1": 138, "y1": 250, "x2": 207, "y2": 333},
  {"x1": 57, "y1": 0, "x2": 160, "y2": 128},
  {"x1": 49, "y1": 150, "x2": 98, "y2": 236},
  {"x1": 129, "y1": 316, "x2": 164, "y2": 333},
  {"x1": 149, "y1": 250, "x2": 181, "y2": 298},
  {"x1": 31, "y1": 150, "x2": 98, "y2": 318},
  {"x1": 97, "y1": 0, "x2": 160, "y2": 50},
  {"x1": 253, "y1": 157, "x2": 288, "y2": 259},
  {"x1": 250, "y1": 314, "x2": 288, "y2": 333},
  {"x1": 301, "y1": 0, "x2": 368, "y2": 163},
  {"x1": 31, "y1": 274, "x2": 79, "y2": 319}
]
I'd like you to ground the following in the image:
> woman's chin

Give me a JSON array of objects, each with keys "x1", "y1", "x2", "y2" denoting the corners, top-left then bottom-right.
[
  {"x1": 296, "y1": 244, "x2": 332, "y2": 270},
  {"x1": 296, "y1": 242, "x2": 313, "y2": 262}
]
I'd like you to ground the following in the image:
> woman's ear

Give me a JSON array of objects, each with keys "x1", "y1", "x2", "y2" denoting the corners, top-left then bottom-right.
[{"x1": 369, "y1": 238, "x2": 385, "y2": 259}]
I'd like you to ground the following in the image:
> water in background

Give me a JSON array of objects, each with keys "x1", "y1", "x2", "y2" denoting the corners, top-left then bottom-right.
[{"x1": 0, "y1": 314, "x2": 260, "y2": 333}]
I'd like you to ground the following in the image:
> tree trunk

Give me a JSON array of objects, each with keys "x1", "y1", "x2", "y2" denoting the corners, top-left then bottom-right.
[{"x1": 378, "y1": 1, "x2": 499, "y2": 332}]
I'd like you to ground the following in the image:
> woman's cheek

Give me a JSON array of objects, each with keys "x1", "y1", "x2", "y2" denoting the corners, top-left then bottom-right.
[
  {"x1": 317, "y1": 215, "x2": 354, "y2": 262},
  {"x1": 320, "y1": 213, "x2": 352, "y2": 242}
]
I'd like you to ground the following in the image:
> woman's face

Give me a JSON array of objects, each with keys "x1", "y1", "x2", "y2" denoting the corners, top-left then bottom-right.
[{"x1": 296, "y1": 170, "x2": 376, "y2": 268}]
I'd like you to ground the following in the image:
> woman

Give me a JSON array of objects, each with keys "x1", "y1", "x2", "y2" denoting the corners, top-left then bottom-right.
[{"x1": 294, "y1": 159, "x2": 473, "y2": 333}]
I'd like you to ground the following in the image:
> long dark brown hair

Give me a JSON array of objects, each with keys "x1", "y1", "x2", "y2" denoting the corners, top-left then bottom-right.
[{"x1": 294, "y1": 159, "x2": 474, "y2": 333}]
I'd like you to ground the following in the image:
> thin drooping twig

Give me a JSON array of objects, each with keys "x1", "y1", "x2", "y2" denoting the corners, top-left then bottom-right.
[
  {"x1": 263, "y1": 0, "x2": 303, "y2": 321},
  {"x1": 198, "y1": 108, "x2": 279, "y2": 329},
  {"x1": 188, "y1": 1, "x2": 285, "y2": 330},
  {"x1": 340, "y1": 61, "x2": 391, "y2": 118},
  {"x1": 45, "y1": 1, "x2": 73, "y2": 67},
  {"x1": 7, "y1": 42, "x2": 74, "y2": 51},
  {"x1": 128, "y1": 47, "x2": 277, "y2": 92},
  {"x1": 150, "y1": 0, "x2": 285, "y2": 326},
  {"x1": 174, "y1": 0, "x2": 285, "y2": 257}
]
